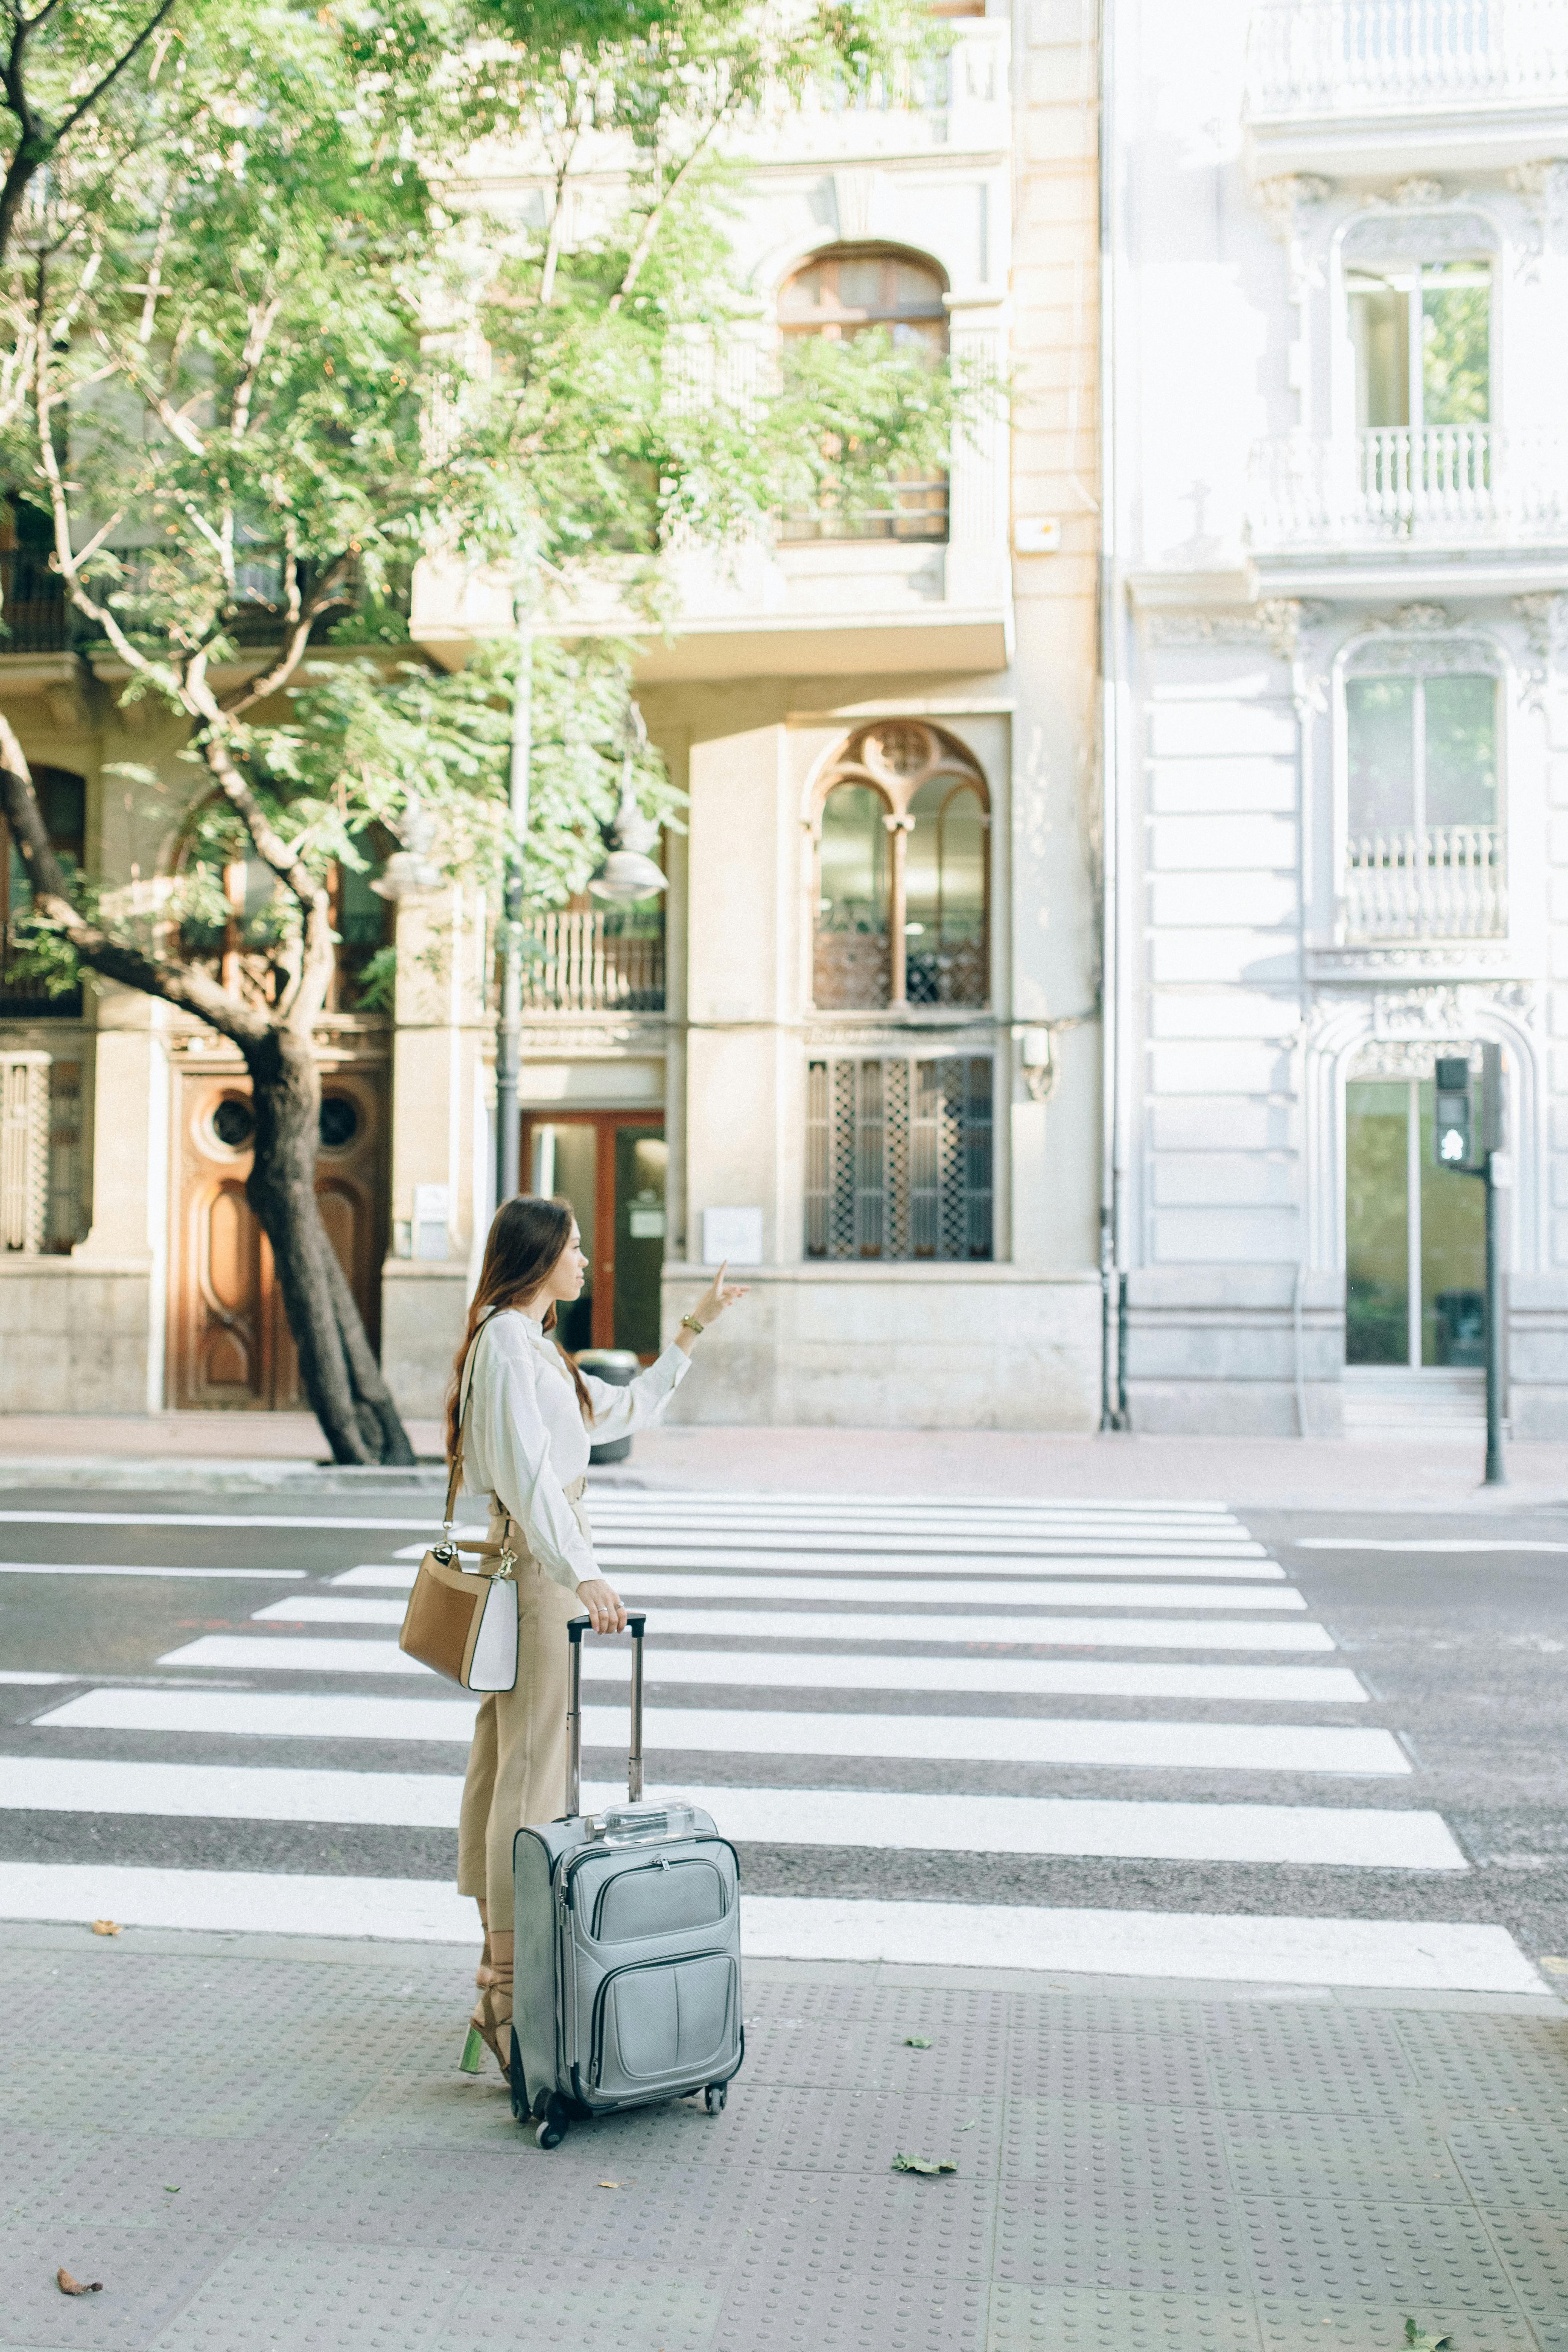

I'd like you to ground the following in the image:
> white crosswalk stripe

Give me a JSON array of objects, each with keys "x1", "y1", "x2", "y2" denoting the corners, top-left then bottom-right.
[{"x1": 0, "y1": 1487, "x2": 1544, "y2": 1994}]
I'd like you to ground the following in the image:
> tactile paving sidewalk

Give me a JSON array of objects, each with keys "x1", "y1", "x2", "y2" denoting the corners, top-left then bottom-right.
[{"x1": 2, "y1": 1925, "x2": 1566, "y2": 2352}]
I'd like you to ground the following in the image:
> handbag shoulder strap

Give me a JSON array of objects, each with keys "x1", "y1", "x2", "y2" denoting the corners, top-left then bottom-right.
[{"x1": 444, "y1": 1322, "x2": 486, "y2": 1536}]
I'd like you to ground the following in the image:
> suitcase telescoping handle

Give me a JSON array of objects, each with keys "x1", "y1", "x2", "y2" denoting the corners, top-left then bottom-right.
[{"x1": 566, "y1": 1610, "x2": 647, "y2": 1818}]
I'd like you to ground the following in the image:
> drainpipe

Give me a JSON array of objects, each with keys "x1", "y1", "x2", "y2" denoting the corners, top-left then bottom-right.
[{"x1": 1097, "y1": 0, "x2": 1128, "y2": 1431}]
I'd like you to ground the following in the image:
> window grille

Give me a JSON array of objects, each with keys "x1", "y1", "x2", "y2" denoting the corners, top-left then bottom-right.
[
  {"x1": 47, "y1": 1058, "x2": 86, "y2": 1253},
  {"x1": 805, "y1": 1055, "x2": 992, "y2": 1261},
  {"x1": 0, "y1": 1050, "x2": 49, "y2": 1252}
]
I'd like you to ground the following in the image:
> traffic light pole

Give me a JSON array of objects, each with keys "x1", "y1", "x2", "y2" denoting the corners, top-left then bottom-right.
[{"x1": 1484, "y1": 1150, "x2": 1506, "y2": 1486}]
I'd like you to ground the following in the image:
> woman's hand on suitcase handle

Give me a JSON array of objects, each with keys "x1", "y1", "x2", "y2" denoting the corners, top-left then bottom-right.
[{"x1": 575, "y1": 1577, "x2": 627, "y2": 1636}]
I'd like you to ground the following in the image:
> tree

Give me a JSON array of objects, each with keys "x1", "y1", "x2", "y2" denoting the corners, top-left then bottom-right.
[{"x1": 0, "y1": 0, "x2": 988, "y2": 1461}]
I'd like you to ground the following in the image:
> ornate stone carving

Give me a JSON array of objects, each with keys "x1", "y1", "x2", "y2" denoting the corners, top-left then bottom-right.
[
  {"x1": 1391, "y1": 603, "x2": 1450, "y2": 632},
  {"x1": 1256, "y1": 174, "x2": 1333, "y2": 234},
  {"x1": 1394, "y1": 176, "x2": 1445, "y2": 207},
  {"x1": 1350, "y1": 1036, "x2": 1477, "y2": 1079},
  {"x1": 1512, "y1": 592, "x2": 1568, "y2": 665},
  {"x1": 1341, "y1": 207, "x2": 1497, "y2": 262},
  {"x1": 1344, "y1": 626, "x2": 1502, "y2": 679},
  {"x1": 1372, "y1": 980, "x2": 1535, "y2": 1041},
  {"x1": 1508, "y1": 161, "x2": 1568, "y2": 251},
  {"x1": 1145, "y1": 599, "x2": 1329, "y2": 657}
]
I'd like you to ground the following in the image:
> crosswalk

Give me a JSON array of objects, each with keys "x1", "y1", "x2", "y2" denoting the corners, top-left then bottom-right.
[{"x1": 0, "y1": 1486, "x2": 1547, "y2": 1994}]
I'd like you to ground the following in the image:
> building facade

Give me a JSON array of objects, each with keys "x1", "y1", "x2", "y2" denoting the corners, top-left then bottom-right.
[
  {"x1": 0, "y1": 1, "x2": 1108, "y2": 1433},
  {"x1": 1105, "y1": 0, "x2": 1568, "y2": 1433}
]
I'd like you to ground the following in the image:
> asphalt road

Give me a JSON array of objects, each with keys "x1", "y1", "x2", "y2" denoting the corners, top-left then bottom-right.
[{"x1": 0, "y1": 1481, "x2": 1565, "y2": 1960}]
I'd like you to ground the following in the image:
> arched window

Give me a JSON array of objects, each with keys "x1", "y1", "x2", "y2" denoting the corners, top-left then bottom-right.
[
  {"x1": 777, "y1": 244, "x2": 949, "y2": 544},
  {"x1": 811, "y1": 722, "x2": 988, "y2": 1011}
]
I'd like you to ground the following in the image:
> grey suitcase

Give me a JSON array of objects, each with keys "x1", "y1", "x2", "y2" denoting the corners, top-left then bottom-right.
[{"x1": 509, "y1": 1609, "x2": 743, "y2": 2148}]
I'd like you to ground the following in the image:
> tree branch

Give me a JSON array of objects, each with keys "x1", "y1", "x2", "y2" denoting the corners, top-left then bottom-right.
[
  {"x1": 217, "y1": 556, "x2": 355, "y2": 720},
  {"x1": 54, "y1": 0, "x2": 181, "y2": 143},
  {"x1": 608, "y1": 102, "x2": 734, "y2": 315},
  {"x1": 0, "y1": 712, "x2": 270, "y2": 1045}
]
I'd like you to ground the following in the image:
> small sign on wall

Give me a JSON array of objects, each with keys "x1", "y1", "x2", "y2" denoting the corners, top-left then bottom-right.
[
  {"x1": 413, "y1": 1183, "x2": 450, "y2": 1262},
  {"x1": 701, "y1": 1206, "x2": 763, "y2": 1266}
]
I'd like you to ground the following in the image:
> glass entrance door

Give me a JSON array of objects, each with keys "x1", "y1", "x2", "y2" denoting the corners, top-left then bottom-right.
[
  {"x1": 1345, "y1": 1076, "x2": 1485, "y2": 1366},
  {"x1": 519, "y1": 1111, "x2": 667, "y2": 1359}
]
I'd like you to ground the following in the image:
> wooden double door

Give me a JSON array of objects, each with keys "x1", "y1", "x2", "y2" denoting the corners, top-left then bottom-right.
[
  {"x1": 521, "y1": 1110, "x2": 667, "y2": 1359},
  {"x1": 172, "y1": 1067, "x2": 389, "y2": 1409}
]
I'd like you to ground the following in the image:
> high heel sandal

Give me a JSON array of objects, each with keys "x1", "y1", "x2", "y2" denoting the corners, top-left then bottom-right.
[
  {"x1": 460, "y1": 1975, "x2": 513, "y2": 2083},
  {"x1": 460, "y1": 1906, "x2": 502, "y2": 2076}
]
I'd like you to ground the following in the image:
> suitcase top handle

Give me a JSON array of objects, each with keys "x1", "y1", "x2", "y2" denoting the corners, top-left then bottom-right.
[
  {"x1": 567, "y1": 1612, "x2": 647, "y2": 1644},
  {"x1": 566, "y1": 1612, "x2": 647, "y2": 1813}
]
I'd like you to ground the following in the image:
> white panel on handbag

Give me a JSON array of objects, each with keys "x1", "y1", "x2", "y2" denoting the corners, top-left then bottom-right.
[{"x1": 469, "y1": 1576, "x2": 521, "y2": 1693}]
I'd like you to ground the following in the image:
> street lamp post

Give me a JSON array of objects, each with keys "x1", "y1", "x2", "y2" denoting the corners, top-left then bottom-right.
[{"x1": 495, "y1": 593, "x2": 533, "y2": 1207}]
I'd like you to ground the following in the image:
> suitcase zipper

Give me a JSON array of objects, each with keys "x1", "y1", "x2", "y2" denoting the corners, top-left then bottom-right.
[{"x1": 561, "y1": 1833, "x2": 736, "y2": 1915}]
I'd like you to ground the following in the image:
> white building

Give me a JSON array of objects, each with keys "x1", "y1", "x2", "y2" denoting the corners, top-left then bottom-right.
[
  {"x1": 1104, "y1": 0, "x2": 1568, "y2": 1435},
  {"x1": 1, "y1": 3, "x2": 1110, "y2": 1435}
]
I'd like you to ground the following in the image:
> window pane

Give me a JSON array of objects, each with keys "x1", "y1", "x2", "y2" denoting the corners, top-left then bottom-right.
[
  {"x1": 1345, "y1": 1079, "x2": 1409, "y2": 1365},
  {"x1": 1422, "y1": 264, "x2": 1490, "y2": 426},
  {"x1": 836, "y1": 256, "x2": 887, "y2": 313},
  {"x1": 1417, "y1": 1079, "x2": 1485, "y2": 1367},
  {"x1": 893, "y1": 259, "x2": 945, "y2": 310},
  {"x1": 814, "y1": 785, "x2": 890, "y2": 1009},
  {"x1": 906, "y1": 780, "x2": 987, "y2": 1007},
  {"x1": 613, "y1": 1128, "x2": 666, "y2": 1356},
  {"x1": 1349, "y1": 276, "x2": 1409, "y2": 429},
  {"x1": 1347, "y1": 677, "x2": 1417, "y2": 830},
  {"x1": 528, "y1": 1122, "x2": 596, "y2": 1353},
  {"x1": 1423, "y1": 674, "x2": 1497, "y2": 827}
]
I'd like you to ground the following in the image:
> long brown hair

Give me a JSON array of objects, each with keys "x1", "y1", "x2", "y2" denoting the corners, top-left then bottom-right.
[{"x1": 446, "y1": 1195, "x2": 593, "y2": 1464}]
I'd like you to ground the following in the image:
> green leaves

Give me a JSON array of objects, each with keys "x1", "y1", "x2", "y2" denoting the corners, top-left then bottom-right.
[
  {"x1": 1403, "y1": 2323, "x2": 1451, "y2": 2352},
  {"x1": 891, "y1": 2153, "x2": 955, "y2": 2176}
]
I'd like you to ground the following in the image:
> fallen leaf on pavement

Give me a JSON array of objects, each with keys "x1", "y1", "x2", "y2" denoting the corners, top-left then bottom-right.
[
  {"x1": 90, "y1": 1920, "x2": 121, "y2": 1937},
  {"x1": 57, "y1": 2269, "x2": 103, "y2": 2296},
  {"x1": 597, "y1": 2180, "x2": 622, "y2": 2189},
  {"x1": 162, "y1": 2186, "x2": 180, "y2": 2195},
  {"x1": 892, "y1": 2153, "x2": 956, "y2": 2176},
  {"x1": 903, "y1": 2035, "x2": 933, "y2": 2049},
  {"x1": 958, "y1": 2121, "x2": 977, "y2": 2131}
]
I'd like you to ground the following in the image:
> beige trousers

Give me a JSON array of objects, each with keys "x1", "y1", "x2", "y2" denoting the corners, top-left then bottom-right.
[{"x1": 456, "y1": 1493, "x2": 586, "y2": 1915}]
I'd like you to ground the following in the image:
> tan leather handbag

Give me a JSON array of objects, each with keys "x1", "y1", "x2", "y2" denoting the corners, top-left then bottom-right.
[{"x1": 398, "y1": 1340, "x2": 519, "y2": 1692}]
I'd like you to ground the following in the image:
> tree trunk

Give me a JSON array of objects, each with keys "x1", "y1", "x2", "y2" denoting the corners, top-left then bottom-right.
[{"x1": 244, "y1": 1027, "x2": 416, "y2": 1466}]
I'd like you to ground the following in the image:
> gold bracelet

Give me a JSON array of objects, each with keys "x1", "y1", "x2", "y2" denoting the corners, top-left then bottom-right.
[{"x1": 680, "y1": 1313, "x2": 705, "y2": 1335}]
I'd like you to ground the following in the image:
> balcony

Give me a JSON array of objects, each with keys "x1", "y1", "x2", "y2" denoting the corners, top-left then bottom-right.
[
  {"x1": 519, "y1": 909, "x2": 665, "y2": 1015},
  {"x1": 1246, "y1": 0, "x2": 1568, "y2": 170},
  {"x1": 737, "y1": 19, "x2": 1009, "y2": 164},
  {"x1": 1248, "y1": 426, "x2": 1568, "y2": 553},
  {"x1": 1342, "y1": 823, "x2": 1506, "y2": 939}
]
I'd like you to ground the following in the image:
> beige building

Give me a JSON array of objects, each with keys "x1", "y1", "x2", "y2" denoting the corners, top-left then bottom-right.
[{"x1": 0, "y1": 1, "x2": 1106, "y2": 1434}]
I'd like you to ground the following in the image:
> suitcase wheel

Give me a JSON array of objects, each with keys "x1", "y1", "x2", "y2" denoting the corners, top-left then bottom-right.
[
  {"x1": 704, "y1": 2083, "x2": 728, "y2": 2116},
  {"x1": 534, "y1": 2092, "x2": 572, "y2": 2150}
]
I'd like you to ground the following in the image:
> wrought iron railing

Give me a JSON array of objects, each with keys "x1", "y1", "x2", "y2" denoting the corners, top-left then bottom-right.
[
  {"x1": 1248, "y1": 0, "x2": 1568, "y2": 113},
  {"x1": 1343, "y1": 823, "x2": 1505, "y2": 938},
  {"x1": 780, "y1": 478, "x2": 949, "y2": 545},
  {"x1": 520, "y1": 910, "x2": 665, "y2": 1013}
]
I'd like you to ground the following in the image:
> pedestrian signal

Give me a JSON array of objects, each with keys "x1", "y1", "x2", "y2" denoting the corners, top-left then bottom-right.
[{"x1": 1434, "y1": 1057, "x2": 1473, "y2": 1169}]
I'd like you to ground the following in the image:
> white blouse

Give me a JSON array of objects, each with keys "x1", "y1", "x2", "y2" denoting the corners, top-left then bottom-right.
[{"x1": 456, "y1": 1308, "x2": 691, "y2": 1594}]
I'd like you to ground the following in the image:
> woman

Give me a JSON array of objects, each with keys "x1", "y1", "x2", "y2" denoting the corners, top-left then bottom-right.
[{"x1": 448, "y1": 1192, "x2": 747, "y2": 2080}]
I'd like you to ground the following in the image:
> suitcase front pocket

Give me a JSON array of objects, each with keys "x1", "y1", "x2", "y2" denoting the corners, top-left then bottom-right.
[
  {"x1": 591, "y1": 1857, "x2": 729, "y2": 1944},
  {"x1": 592, "y1": 1953, "x2": 738, "y2": 2093}
]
